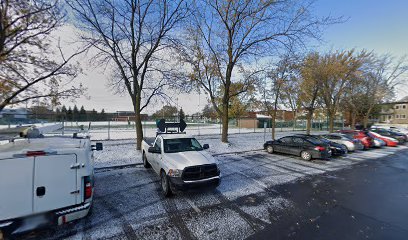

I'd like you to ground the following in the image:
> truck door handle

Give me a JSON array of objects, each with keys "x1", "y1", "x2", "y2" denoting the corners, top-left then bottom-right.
[{"x1": 36, "y1": 186, "x2": 46, "y2": 197}]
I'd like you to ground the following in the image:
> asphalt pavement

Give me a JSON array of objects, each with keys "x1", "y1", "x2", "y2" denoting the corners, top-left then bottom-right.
[
  {"x1": 249, "y1": 148, "x2": 408, "y2": 240},
  {"x1": 14, "y1": 146, "x2": 408, "y2": 240}
]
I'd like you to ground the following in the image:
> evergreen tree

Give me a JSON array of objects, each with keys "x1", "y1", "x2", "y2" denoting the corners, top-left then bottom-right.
[
  {"x1": 73, "y1": 105, "x2": 79, "y2": 121},
  {"x1": 79, "y1": 105, "x2": 87, "y2": 121},
  {"x1": 61, "y1": 105, "x2": 68, "y2": 121},
  {"x1": 100, "y1": 109, "x2": 106, "y2": 121},
  {"x1": 67, "y1": 107, "x2": 73, "y2": 121},
  {"x1": 179, "y1": 108, "x2": 185, "y2": 120},
  {"x1": 90, "y1": 109, "x2": 98, "y2": 121}
]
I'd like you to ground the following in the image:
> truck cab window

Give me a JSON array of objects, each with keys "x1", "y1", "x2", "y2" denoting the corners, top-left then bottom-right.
[{"x1": 154, "y1": 138, "x2": 162, "y2": 151}]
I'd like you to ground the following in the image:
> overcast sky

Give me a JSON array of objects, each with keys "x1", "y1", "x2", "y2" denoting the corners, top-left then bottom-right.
[{"x1": 59, "y1": 0, "x2": 408, "y2": 114}]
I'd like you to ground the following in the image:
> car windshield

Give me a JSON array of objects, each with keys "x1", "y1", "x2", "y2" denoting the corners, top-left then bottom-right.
[{"x1": 163, "y1": 138, "x2": 203, "y2": 153}]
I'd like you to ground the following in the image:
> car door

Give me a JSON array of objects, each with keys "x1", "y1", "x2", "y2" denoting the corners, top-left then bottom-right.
[
  {"x1": 278, "y1": 137, "x2": 295, "y2": 155},
  {"x1": 292, "y1": 137, "x2": 307, "y2": 155},
  {"x1": 150, "y1": 138, "x2": 162, "y2": 174}
]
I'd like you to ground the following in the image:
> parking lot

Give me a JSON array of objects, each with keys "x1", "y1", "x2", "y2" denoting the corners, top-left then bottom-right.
[{"x1": 20, "y1": 144, "x2": 408, "y2": 240}]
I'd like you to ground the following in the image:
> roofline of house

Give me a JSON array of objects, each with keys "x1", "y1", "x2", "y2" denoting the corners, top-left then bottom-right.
[{"x1": 380, "y1": 101, "x2": 408, "y2": 105}]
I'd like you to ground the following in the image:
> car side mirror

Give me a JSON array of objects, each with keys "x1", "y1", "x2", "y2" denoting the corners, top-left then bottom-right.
[
  {"x1": 91, "y1": 142, "x2": 103, "y2": 151},
  {"x1": 148, "y1": 146, "x2": 161, "y2": 154},
  {"x1": 203, "y1": 144, "x2": 209, "y2": 149}
]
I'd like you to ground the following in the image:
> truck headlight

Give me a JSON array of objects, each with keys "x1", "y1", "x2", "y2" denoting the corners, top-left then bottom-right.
[{"x1": 168, "y1": 169, "x2": 182, "y2": 177}]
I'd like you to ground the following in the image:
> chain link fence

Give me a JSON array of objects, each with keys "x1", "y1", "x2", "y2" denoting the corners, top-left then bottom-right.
[{"x1": 0, "y1": 113, "x2": 345, "y2": 141}]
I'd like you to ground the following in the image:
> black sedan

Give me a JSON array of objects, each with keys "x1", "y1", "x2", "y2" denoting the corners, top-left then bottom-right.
[
  {"x1": 311, "y1": 135, "x2": 348, "y2": 156},
  {"x1": 264, "y1": 135, "x2": 332, "y2": 161}
]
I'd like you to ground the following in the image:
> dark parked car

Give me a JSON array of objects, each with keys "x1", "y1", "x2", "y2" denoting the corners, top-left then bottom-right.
[
  {"x1": 296, "y1": 134, "x2": 348, "y2": 156},
  {"x1": 264, "y1": 135, "x2": 332, "y2": 161}
]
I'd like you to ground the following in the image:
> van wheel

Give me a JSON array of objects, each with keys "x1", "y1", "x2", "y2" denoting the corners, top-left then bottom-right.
[
  {"x1": 301, "y1": 151, "x2": 312, "y2": 161},
  {"x1": 143, "y1": 152, "x2": 151, "y2": 168},
  {"x1": 266, "y1": 145, "x2": 274, "y2": 154},
  {"x1": 160, "y1": 171, "x2": 172, "y2": 197}
]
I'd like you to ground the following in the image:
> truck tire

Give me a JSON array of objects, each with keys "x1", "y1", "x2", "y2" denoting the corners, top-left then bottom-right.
[
  {"x1": 143, "y1": 152, "x2": 151, "y2": 168},
  {"x1": 300, "y1": 151, "x2": 312, "y2": 161},
  {"x1": 160, "y1": 170, "x2": 172, "y2": 197}
]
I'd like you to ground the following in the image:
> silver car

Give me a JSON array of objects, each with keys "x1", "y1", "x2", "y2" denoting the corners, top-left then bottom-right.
[{"x1": 322, "y1": 133, "x2": 364, "y2": 151}]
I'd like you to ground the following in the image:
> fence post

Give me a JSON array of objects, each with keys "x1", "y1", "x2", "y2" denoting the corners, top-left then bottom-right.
[
  {"x1": 263, "y1": 122, "x2": 267, "y2": 142},
  {"x1": 108, "y1": 120, "x2": 111, "y2": 140},
  {"x1": 62, "y1": 119, "x2": 65, "y2": 136}
]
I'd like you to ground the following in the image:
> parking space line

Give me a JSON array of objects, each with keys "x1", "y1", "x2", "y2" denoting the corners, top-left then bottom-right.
[
  {"x1": 186, "y1": 198, "x2": 202, "y2": 213},
  {"x1": 238, "y1": 172, "x2": 269, "y2": 189}
]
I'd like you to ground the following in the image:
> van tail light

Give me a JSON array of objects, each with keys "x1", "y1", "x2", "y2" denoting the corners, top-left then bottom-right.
[
  {"x1": 84, "y1": 176, "x2": 92, "y2": 200},
  {"x1": 314, "y1": 146, "x2": 325, "y2": 151}
]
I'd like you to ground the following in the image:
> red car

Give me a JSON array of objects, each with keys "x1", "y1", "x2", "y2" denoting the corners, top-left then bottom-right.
[
  {"x1": 367, "y1": 131, "x2": 399, "y2": 147},
  {"x1": 337, "y1": 130, "x2": 374, "y2": 149}
]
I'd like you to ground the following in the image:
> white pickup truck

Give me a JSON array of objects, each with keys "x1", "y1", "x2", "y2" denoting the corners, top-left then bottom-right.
[
  {"x1": 142, "y1": 134, "x2": 221, "y2": 196},
  {"x1": 0, "y1": 134, "x2": 102, "y2": 238}
]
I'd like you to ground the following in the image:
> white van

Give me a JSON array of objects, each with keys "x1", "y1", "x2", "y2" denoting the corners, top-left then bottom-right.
[{"x1": 0, "y1": 135, "x2": 102, "y2": 237}]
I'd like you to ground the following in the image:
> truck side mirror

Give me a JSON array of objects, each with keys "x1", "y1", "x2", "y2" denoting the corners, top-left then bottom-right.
[
  {"x1": 203, "y1": 144, "x2": 209, "y2": 149},
  {"x1": 148, "y1": 146, "x2": 161, "y2": 154},
  {"x1": 96, "y1": 143, "x2": 103, "y2": 151}
]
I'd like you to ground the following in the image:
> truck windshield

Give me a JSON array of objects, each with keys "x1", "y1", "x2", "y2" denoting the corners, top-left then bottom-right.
[{"x1": 163, "y1": 138, "x2": 203, "y2": 153}]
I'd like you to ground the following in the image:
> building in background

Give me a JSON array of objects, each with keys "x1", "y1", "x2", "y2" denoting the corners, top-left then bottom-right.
[
  {"x1": 0, "y1": 108, "x2": 29, "y2": 120},
  {"x1": 379, "y1": 100, "x2": 408, "y2": 124}
]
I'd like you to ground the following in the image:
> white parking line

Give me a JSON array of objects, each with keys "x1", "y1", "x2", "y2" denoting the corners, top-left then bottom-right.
[
  {"x1": 239, "y1": 172, "x2": 269, "y2": 189},
  {"x1": 186, "y1": 198, "x2": 202, "y2": 213}
]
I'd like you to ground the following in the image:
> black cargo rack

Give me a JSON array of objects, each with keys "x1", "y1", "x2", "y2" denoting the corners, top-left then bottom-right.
[{"x1": 156, "y1": 119, "x2": 187, "y2": 135}]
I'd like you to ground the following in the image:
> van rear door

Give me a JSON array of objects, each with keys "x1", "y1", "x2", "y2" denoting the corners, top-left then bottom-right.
[
  {"x1": 33, "y1": 154, "x2": 78, "y2": 213},
  {"x1": 0, "y1": 157, "x2": 34, "y2": 221}
]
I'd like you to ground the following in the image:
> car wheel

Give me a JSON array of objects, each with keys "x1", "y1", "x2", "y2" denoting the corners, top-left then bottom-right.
[
  {"x1": 143, "y1": 152, "x2": 151, "y2": 168},
  {"x1": 266, "y1": 145, "x2": 274, "y2": 154},
  {"x1": 160, "y1": 171, "x2": 172, "y2": 197},
  {"x1": 341, "y1": 145, "x2": 348, "y2": 154},
  {"x1": 300, "y1": 151, "x2": 312, "y2": 161}
]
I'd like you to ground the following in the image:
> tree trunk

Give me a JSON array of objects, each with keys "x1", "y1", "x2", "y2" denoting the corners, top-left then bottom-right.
[
  {"x1": 133, "y1": 95, "x2": 143, "y2": 150},
  {"x1": 292, "y1": 112, "x2": 297, "y2": 130},
  {"x1": 271, "y1": 110, "x2": 277, "y2": 140},
  {"x1": 221, "y1": 66, "x2": 232, "y2": 143},
  {"x1": 306, "y1": 109, "x2": 313, "y2": 134},
  {"x1": 363, "y1": 106, "x2": 374, "y2": 129},
  {"x1": 351, "y1": 111, "x2": 356, "y2": 130},
  {"x1": 363, "y1": 115, "x2": 369, "y2": 129},
  {"x1": 221, "y1": 104, "x2": 229, "y2": 143},
  {"x1": 329, "y1": 116, "x2": 334, "y2": 133}
]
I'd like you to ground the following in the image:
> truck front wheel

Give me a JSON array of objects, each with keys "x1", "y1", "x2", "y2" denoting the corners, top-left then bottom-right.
[
  {"x1": 160, "y1": 171, "x2": 172, "y2": 197},
  {"x1": 143, "y1": 152, "x2": 151, "y2": 168}
]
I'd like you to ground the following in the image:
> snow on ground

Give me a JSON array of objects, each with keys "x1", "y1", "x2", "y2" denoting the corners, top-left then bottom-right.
[
  {"x1": 30, "y1": 144, "x2": 408, "y2": 240},
  {"x1": 83, "y1": 123, "x2": 306, "y2": 141},
  {"x1": 92, "y1": 131, "x2": 325, "y2": 168}
]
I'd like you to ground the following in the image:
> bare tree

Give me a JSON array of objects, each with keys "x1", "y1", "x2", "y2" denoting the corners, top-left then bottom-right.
[
  {"x1": 0, "y1": 0, "x2": 86, "y2": 112},
  {"x1": 181, "y1": 0, "x2": 334, "y2": 142},
  {"x1": 298, "y1": 52, "x2": 323, "y2": 134},
  {"x1": 67, "y1": 0, "x2": 189, "y2": 150},
  {"x1": 259, "y1": 55, "x2": 295, "y2": 139},
  {"x1": 281, "y1": 72, "x2": 301, "y2": 130},
  {"x1": 352, "y1": 54, "x2": 407, "y2": 127}
]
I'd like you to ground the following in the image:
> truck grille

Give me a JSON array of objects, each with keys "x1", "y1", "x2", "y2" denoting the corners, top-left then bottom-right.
[{"x1": 182, "y1": 164, "x2": 219, "y2": 181}]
